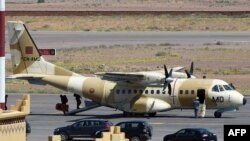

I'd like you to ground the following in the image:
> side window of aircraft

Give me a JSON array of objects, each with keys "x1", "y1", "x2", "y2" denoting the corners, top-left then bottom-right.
[
  {"x1": 134, "y1": 89, "x2": 137, "y2": 94},
  {"x1": 116, "y1": 89, "x2": 120, "y2": 94},
  {"x1": 122, "y1": 89, "x2": 126, "y2": 94},
  {"x1": 128, "y1": 89, "x2": 132, "y2": 94},
  {"x1": 180, "y1": 90, "x2": 183, "y2": 94},
  {"x1": 185, "y1": 90, "x2": 189, "y2": 94},
  {"x1": 219, "y1": 85, "x2": 224, "y2": 91},
  {"x1": 145, "y1": 90, "x2": 148, "y2": 94},
  {"x1": 156, "y1": 90, "x2": 160, "y2": 94},
  {"x1": 151, "y1": 90, "x2": 154, "y2": 94},
  {"x1": 139, "y1": 89, "x2": 143, "y2": 94},
  {"x1": 212, "y1": 85, "x2": 219, "y2": 92},
  {"x1": 191, "y1": 90, "x2": 195, "y2": 95},
  {"x1": 223, "y1": 85, "x2": 233, "y2": 91}
]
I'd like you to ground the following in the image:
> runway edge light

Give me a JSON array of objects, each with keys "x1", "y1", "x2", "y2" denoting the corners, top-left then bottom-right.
[{"x1": 0, "y1": 0, "x2": 5, "y2": 110}]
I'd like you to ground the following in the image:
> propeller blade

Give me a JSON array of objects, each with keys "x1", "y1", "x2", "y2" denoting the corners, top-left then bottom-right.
[
  {"x1": 168, "y1": 83, "x2": 172, "y2": 95},
  {"x1": 163, "y1": 82, "x2": 168, "y2": 91},
  {"x1": 185, "y1": 70, "x2": 191, "y2": 78},
  {"x1": 164, "y1": 64, "x2": 169, "y2": 78},
  {"x1": 230, "y1": 83, "x2": 236, "y2": 89},
  {"x1": 169, "y1": 69, "x2": 173, "y2": 77},
  {"x1": 190, "y1": 62, "x2": 194, "y2": 75}
]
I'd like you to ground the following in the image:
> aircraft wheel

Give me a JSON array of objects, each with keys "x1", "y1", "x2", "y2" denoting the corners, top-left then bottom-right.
[
  {"x1": 123, "y1": 112, "x2": 129, "y2": 117},
  {"x1": 214, "y1": 112, "x2": 222, "y2": 118},
  {"x1": 149, "y1": 112, "x2": 157, "y2": 117}
]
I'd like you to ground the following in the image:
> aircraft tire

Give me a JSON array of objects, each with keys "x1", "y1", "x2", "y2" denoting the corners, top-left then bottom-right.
[
  {"x1": 149, "y1": 112, "x2": 157, "y2": 117},
  {"x1": 214, "y1": 112, "x2": 222, "y2": 118},
  {"x1": 123, "y1": 112, "x2": 129, "y2": 117}
]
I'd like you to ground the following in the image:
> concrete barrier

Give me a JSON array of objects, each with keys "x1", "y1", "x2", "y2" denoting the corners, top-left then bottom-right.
[
  {"x1": 0, "y1": 94, "x2": 30, "y2": 141},
  {"x1": 95, "y1": 126, "x2": 129, "y2": 141}
]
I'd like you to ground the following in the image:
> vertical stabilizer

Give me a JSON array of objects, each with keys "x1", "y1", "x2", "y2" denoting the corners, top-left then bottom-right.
[{"x1": 7, "y1": 21, "x2": 79, "y2": 76}]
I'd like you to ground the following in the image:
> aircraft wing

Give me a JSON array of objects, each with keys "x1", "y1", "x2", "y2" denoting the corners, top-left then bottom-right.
[
  {"x1": 172, "y1": 66, "x2": 184, "y2": 72},
  {"x1": 95, "y1": 72, "x2": 144, "y2": 83}
]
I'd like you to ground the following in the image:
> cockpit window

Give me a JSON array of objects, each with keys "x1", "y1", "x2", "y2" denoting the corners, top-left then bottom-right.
[
  {"x1": 212, "y1": 85, "x2": 219, "y2": 92},
  {"x1": 223, "y1": 85, "x2": 233, "y2": 90},
  {"x1": 219, "y1": 85, "x2": 224, "y2": 91}
]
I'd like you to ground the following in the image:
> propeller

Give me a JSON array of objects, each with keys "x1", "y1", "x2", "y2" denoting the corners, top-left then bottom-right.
[
  {"x1": 185, "y1": 62, "x2": 194, "y2": 78},
  {"x1": 230, "y1": 83, "x2": 236, "y2": 90},
  {"x1": 163, "y1": 65, "x2": 173, "y2": 95}
]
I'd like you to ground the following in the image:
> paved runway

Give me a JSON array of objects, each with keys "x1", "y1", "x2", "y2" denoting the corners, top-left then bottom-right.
[
  {"x1": 6, "y1": 94, "x2": 250, "y2": 141},
  {"x1": 4, "y1": 31, "x2": 250, "y2": 53}
]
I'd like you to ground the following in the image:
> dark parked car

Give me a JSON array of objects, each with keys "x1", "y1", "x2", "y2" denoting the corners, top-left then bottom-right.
[
  {"x1": 53, "y1": 119, "x2": 113, "y2": 141},
  {"x1": 95, "y1": 120, "x2": 153, "y2": 141},
  {"x1": 163, "y1": 128, "x2": 217, "y2": 141}
]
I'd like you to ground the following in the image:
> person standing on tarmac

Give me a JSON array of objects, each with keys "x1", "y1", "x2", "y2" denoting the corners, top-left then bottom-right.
[
  {"x1": 59, "y1": 94, "x2": 69, "y2": 115},
  {"x1": 193, "y1": 97, "x2": 200, "y2": 118},
  {"x1": 74, "y1": 93, "x2": 82, "y2": 109}
]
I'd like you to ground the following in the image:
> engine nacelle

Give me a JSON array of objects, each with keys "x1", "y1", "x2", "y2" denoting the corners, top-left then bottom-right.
[{"x1": 130, "y1": 97, "x2": 171, "y2": 113}]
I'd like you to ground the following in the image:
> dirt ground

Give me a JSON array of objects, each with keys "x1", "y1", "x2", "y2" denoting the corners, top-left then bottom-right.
[{"x1": 6, "y1": 0, "x2": 250, "y2": 11}]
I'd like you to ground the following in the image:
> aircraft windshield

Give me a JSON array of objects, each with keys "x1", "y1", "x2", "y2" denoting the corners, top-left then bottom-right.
[
  {"x1": 212, "y1": 85, "x2": 219, "y2": 92},
  {"x1": 223, "y1": 85, "x2": 233, "y2": 90},
  {"x1": 212, "y1": 84, "x2": 234, "y2": 92}
]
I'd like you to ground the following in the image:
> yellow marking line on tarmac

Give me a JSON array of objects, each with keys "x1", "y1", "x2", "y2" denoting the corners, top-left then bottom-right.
[{"x1": 150, "y1": 122, "x2": 165, "y2": 125}]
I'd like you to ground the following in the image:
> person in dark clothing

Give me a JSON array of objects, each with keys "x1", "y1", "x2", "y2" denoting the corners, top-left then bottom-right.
[
  {"x1": 193, "y1": 97, "x2": 200, "y2": 118},
  {"x1": 74, "y1": 93, "x2": 82, "y2": 109},
  {"x1": 59, "y1": 94, "x2": 69, "y2": 114}
]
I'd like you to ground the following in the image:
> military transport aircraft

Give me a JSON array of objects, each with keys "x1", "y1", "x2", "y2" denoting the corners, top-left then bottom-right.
[{"x1": 7, "y1": 21, "x2": 246, "y2": 118}]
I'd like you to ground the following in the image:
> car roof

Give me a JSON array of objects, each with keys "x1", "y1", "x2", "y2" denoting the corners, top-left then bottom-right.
[
  {"x1": 75, "y1": 119, "x2": 110, "y2": 123},
  {"x1": 116, "y1": 120, "x2": 149, "y2": 124},
  {"x1": 182, "y1": 128, "x2": 211, "y2": 132}
]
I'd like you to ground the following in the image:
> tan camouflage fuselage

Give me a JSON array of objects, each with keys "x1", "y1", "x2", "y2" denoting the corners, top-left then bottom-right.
[{"x1": 7, "y1": 21, "x2": 246, "y2": 115}]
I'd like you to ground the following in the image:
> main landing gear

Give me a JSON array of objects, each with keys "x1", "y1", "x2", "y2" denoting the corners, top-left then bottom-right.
[{"x1": 123, "y1": 112, "x2": 157, "y2": 117}]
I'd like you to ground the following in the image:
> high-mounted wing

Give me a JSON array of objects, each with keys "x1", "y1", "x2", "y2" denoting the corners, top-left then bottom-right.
[{"x1": 95, "y1": 72, "x2": 144, "y2": 82}]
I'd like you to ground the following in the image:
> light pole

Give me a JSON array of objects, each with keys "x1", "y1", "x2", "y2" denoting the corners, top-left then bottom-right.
[{"x1": 0, "y1": 0, "x2": 5, "y2": 110}]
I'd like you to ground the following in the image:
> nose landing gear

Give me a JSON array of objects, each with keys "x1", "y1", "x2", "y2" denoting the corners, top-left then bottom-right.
[{"x1": 214, "y1": 111, "x2": 222, "y2": 118}]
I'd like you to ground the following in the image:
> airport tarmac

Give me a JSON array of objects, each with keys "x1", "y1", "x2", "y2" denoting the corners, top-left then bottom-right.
[
  {"x1": 6, "y1": 94, "x2": 250, "y2": 141},
  {"x1": 4, "y1": 32, "x2": 250, "y2": 52}
]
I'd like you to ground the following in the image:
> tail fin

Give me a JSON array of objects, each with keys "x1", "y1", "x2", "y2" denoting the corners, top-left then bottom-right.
[{"x1": 7, "y1": 21, "x2": 78, "y2": 76}]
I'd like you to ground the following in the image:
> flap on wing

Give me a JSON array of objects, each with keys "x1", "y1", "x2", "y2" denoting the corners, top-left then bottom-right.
[
  {"x1": 95, "y1": 72, "x2": 144, "y2": 82},
  {"x1": 7, "y1": 74, "x2": 47, "y2": 85},
  {"x1": 7, "y1": 74, "x2": 46, "y2": 79}
]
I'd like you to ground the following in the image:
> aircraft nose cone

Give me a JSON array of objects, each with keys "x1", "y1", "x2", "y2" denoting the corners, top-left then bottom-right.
[{"x1": 243, "y1": 97, "x2": 247, "y2": 105}]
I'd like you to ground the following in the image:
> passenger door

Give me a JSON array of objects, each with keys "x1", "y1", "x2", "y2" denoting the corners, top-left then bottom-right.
[{"x1": 71, "y1": 121, "x2": 84, "y2": 137}]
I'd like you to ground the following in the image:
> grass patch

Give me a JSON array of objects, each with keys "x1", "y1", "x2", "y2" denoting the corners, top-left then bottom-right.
[{"x1": 7, "y1": 14, "x2": 250, "y2": 31}]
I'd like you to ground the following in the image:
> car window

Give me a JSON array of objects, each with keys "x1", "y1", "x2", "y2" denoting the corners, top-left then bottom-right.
[
  {"x1": 73, "y1": 122, "x2": 83, "y2": 128},
  {"x1": 119, "y1": 123, "x2": 125, "y2": 129},
  {"x1": 82, "y1": 121, "x2": 91, "y2": 127},
  {"x1": 176, "y1": 129, "x2": 186, "y2": 136},
  {"x1": 131, "y1": 123, "x2": 139, "y2": 128}
]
